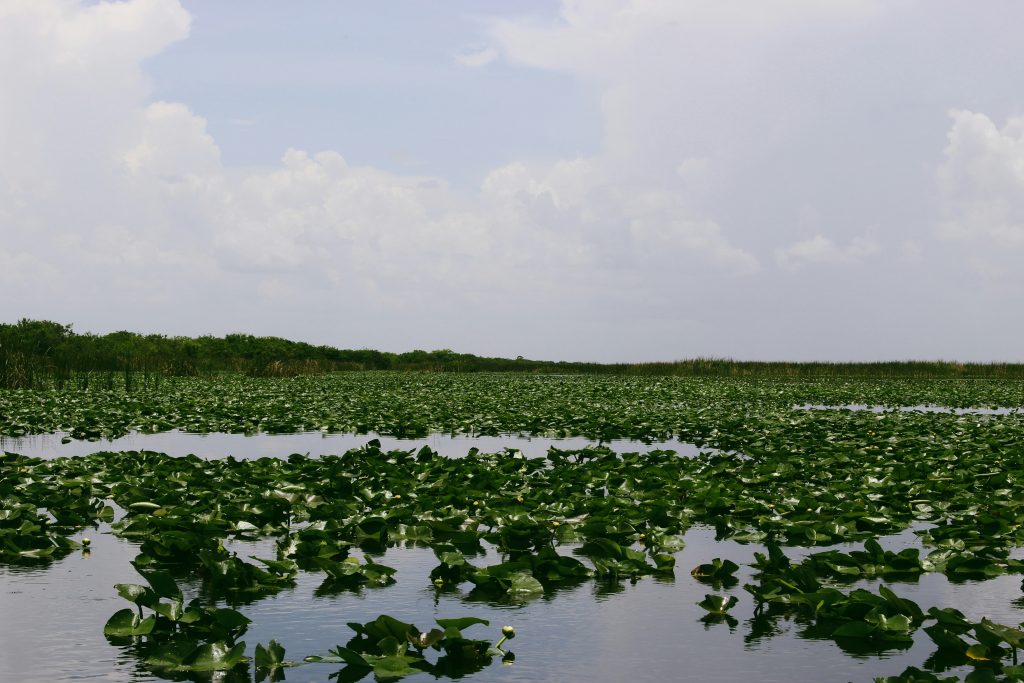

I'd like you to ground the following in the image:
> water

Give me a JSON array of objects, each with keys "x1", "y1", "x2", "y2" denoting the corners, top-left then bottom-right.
[
  {"x1": 1, "y1": 438, "x2": 1020, "y2": 683},
  {"x1": 3, "y1": 522, "x2": 1018, "y2": 683},
  {"x1": 0, "y1": 430, "x2": 707, "y2": 460},
  {"x1": 794, "y1": 404, "x2": 1019, "y2": 415}
]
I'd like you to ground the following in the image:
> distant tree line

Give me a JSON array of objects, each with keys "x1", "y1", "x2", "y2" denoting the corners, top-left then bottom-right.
[
  {"x1": 0, "y1": 319, "x2": 568, "y2": 388},
  {"x1": 1, "y1": 319, "x2": 1022, "y2": 389}
]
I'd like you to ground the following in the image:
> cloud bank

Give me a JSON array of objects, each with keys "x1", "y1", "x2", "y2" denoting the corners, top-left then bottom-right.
[
  {"x1": 2, "y1": 0, "x2": 1024, "y2": 360},
  {"x1": 1, "y1": 1, "x2": 758, "y2": 352},
  {"x1": 939, "y1": 110, "x2": 1024, "y2": 247}
]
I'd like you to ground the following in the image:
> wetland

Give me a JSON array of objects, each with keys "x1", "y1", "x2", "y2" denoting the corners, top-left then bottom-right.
[{"x1": 3, "y1": 373, "x2": 1024, "y2": 682}]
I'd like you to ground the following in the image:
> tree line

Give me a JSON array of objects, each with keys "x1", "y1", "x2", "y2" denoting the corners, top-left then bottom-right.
[
  {"x1": 0, "y1": 319, "x2": 571, "y2": 388},
  {"x1": 1, "y1": 318, "x2": 1022, "y2": 389}
]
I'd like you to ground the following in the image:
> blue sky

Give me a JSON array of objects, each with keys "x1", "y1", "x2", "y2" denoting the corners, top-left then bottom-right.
[
  {"x1": 3, "y1": 1, "x2": 1024, "y2": 361},
  {"x1": 145, "y1": 1, "x2": 599, "y2": 183}
]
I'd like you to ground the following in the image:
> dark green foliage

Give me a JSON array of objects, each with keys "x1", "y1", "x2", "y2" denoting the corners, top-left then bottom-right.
[
  {"x1": 4, "y1": 371, "x2": 1024, "y2": 680},
  {"x1": 304, "y1": 614, "x2": 504, "y2": 680},
  {"x1": 2, "y1": 369, "x2": 1022, "y2": 443},
  {"x1": 4, "y1": 318, "x2": 1024, "y2": 390},
  {"x1": 104, "y1": 561, "x2": 252, "y2": 675},
  {"x1": 691, "y1": 557, "x2": 740, "y2": 587}
]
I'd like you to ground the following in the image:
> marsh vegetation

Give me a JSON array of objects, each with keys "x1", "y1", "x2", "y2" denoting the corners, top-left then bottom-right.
[{"x1": 2, "y1": 371, "x2": 1024, "y2": 681}]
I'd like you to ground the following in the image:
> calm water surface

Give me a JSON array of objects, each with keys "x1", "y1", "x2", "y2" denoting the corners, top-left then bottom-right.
[
  {"x1": 0, "y1": 430, "x2": 707, "y2": 460},
  {"x1": 1, "y1": 437, "x2": 1019, "y2": 682},
  {"x1": 794, "y1": 404, "x2": 1019, "y2": 415}
]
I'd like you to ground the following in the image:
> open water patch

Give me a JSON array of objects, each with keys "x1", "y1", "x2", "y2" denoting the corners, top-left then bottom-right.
[
  {"x1": 0, "y1": 430, "x2": 709, "y2": 460},
  {"x1": 793, "y1": 404, "x2": 1019, "y2": 415},
  {"x1": 4, "y1": 523, "x2": 1017, "y2": 683}
]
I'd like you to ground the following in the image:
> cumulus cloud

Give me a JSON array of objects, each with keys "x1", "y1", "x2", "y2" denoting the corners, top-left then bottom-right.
[
  {"x1": 0, "y1": 252, "x2": 59, "y2": 286},
  {"x1": 123, "y1": 102, "x2": 221, "y2": 179},
  {"x1": 775, "y1": 234, "x2": 879, "y2": 270},
  {"x1": 0, "y1": 0, "x2": 190, "y2": 187},
  {"x1": 490, "y1": 0, "x2": 886, "y2": 177},
  {"x1": 455, "y1": 46, "x2": 498, "y2": 67},
  {"x1": 0, "y1": 0, "x2": 762, "y2": 340},
  {"x1": 938, "y1": 109, "x2": 1024, "y2": 247},
  {"x1": 491, "y1": 0, "x2": 883, "y2": 78},
  {"x1": 6, "y1": 0, "x2": 1024, "y2": 361}
]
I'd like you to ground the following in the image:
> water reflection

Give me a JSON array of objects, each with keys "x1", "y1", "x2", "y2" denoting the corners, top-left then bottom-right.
[
  {"x1": 0, "y1": 430, "x2": 708, "y2": 460},
  {"x1": 794, "y1": 404, "x2": 1019, "y2": 415},
  {"x1": 4, "y1": 519, "x2": 1023, "y2": 682},
  {"x1": 2, "y1": 442, "x2": 1022, "y2": 683}
]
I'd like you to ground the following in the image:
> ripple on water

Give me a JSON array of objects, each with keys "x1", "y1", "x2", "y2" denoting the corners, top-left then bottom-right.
[{"x1": 3, "y1": 523, "x2": 1022, "y2": 682}]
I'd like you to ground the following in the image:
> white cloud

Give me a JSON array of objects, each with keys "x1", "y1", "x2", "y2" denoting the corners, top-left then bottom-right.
[
  {"x1": 0, "y1": 252, "x2": 59, "y2": 286},
  {"x1": 775, "y1": 234, "x2": 879, "y2": 270},
  {"x1": 624, "y1": 189, "x2": 759, "y2": 274},
  {"x1": 897, "y1": 240, "x2": 923, "y2": 263},
  {"x1": 490, "y1": 0, "x2": 888, "y2": 177},
  {"x1": 6, "y1": 0, "x2": 1024, "y2": 361},
  {"x1": 123, "y1": 101, "x2": 221, "y2": 179},
  {"x1": 938, "y1": 109, "x2": 1024, "y2": 247},
  {"x1": 0, "y1": 0, "x2": 761, "y2": 339},
  {"x1": 493, "y1": 0, "x2": 885, "y2": 72},
  {"x1": 455, "y1": 46, "x2": 498, "y2": 67}
]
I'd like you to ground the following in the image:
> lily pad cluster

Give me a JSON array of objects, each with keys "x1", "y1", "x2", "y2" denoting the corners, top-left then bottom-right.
[
  {"x1": 105, "y1": 559, "x2": 252, "y2": 673},
  {"x1": 1, "y1": 372, "x2": 1021, "y2": 441},
  {"x1": 744, "y1": 543, "x2": 1024, "y2": 680},
  {"x1": 3, "y1": 373, "x2": 1024, "y2": 681},
  {"x1": 0, "y1": 451, "x2": 96, "y2": 561},
  {"x1": 304, "y1": 615, "x2": 511, "y2": 680},
  {"x1": 104, "y1": 556, "x2": 509, "y2": 680}
]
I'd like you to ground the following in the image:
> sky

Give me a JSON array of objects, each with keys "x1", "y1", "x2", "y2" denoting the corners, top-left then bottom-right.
[{"x1": 2, "y1": 0, "x2": 1024, "y2": 362}]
